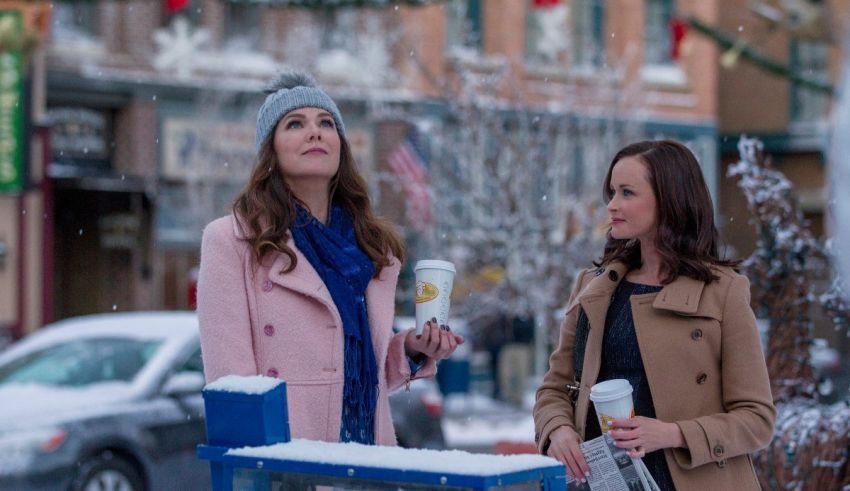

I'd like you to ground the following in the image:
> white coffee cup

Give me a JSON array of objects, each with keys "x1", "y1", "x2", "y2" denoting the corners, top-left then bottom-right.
[
  {"x1": 589, "y1": 379, "x2": 635, "y2": 433},
  {"x1": 414, "y1": 260, "x2": 456, "y2": 334}
]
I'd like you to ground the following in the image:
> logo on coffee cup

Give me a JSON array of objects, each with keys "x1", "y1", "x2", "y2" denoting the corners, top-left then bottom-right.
[
  {"x1": 415, "y1": 281, "x2": 439, "y2": 303},
  {"x1": 598, "y1": 409, "x2": 636, "y2": 433}
]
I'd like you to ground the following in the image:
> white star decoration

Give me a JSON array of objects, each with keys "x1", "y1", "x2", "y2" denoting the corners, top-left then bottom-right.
[{"x1": 152, "y1": 16, "x2": 211, "y2": 80}]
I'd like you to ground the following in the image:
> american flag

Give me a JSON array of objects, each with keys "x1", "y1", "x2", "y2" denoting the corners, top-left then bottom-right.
[{"x1": 387, "y1": 129, "x2": 431, "y2": 232}]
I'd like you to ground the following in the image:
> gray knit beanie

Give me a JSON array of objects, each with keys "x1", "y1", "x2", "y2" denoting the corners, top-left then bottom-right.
[{"x1": 255, "y1": 70, "x2": 346, "y2": 153}]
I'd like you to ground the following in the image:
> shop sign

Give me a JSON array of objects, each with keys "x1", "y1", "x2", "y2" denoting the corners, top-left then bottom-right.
[
  {"x1": 46, "y1": 107, "x2": 109, "y2": 160},
  {"x1": 0, "y1": 10, "x2": 24, "y2": 194},
  {"x1": 161, "y1": 118, "x2": 254, "y2": 181}
]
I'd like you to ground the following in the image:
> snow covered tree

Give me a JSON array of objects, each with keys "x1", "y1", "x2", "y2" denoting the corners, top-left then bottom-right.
[
  {"x1": 728, "y1": 136, "x2": 819, "y2": 401},
  {"x1": 373, "y1": 52, "x2": 653, "y2": 375},
  {"x1": 731, "y1": 136, "x2": 850, "y2": 489}
]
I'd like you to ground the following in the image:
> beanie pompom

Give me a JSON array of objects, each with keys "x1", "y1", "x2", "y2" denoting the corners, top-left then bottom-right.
[{"x1": 266, "y1": 70, "x2": 318, "y2": 94}]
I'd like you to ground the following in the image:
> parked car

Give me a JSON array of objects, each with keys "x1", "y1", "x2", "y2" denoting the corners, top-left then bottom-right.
[
  {"x1": 389, "y1": 378, "x2": 445, "y2": 449},
  {"x1": 389, "y1": 317, "x2": 451, "y2": 450},
  {"x1": 0, "y1": 311, "x2": 447, "y2": 490},
  {"x1": 0, "y1": 312, "x2": 209, "y2": 491}
]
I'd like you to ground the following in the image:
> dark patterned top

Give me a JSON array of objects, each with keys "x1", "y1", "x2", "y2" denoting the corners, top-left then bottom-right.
[{"x1": 577, "y1": 279, "x2": 677, "y2": 491}]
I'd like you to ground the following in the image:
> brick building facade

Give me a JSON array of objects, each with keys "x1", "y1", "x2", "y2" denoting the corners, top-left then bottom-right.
[{"x1": 7, "y1": 0, "x2": 842, "y2": 338}]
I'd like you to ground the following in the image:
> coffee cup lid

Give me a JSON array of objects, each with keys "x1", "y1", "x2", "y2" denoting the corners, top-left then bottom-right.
[
  {"x1": 414, "y1": 260, "x2": 456, "y2": 274},
  {"x1": 589, "y1": 379, "x2": 633, "y2": 403}
]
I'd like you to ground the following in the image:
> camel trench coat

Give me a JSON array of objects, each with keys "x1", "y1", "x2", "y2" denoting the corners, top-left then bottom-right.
[
  {"x1": 197, "y1": 215, "x2": 436, "y2": 446},
  {"x1": 534, "y1": 261, "x2": 776, "y2": 490}
]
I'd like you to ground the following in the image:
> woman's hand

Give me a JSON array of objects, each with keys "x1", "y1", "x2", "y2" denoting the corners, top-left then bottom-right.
[
  {"x1": 609, "y1": 416, "x2": 686, "y2": 458},
  {"x1": 404, "y1": 318, "x2": 464, "y2": 361},
  {"x1": 547, "y1": 425, "x2": 590, "y2": 482}
]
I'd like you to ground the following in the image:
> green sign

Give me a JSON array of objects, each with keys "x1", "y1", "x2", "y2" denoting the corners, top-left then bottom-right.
[{"x1": 0, "y1": 10, "x2": 24, "y2": 194}]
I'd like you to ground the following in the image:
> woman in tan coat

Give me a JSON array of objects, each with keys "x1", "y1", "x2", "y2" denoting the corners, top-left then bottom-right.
[{"x1": 533, "y1": 140, "x2": 775, "y2": 490}]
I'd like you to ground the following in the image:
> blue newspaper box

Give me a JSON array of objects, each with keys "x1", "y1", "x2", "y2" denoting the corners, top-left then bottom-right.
[
  {"x1": 202, "y1": 376, "x2": 290, "y2": 448},
  {"x1": 436, "y1": 359, "x2": 470, "y2": 394}
]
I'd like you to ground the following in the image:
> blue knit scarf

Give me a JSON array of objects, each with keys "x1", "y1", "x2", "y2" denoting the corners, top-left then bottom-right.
[{"x1": 291, "y1": 205, "x2": 378, "y2": 445}]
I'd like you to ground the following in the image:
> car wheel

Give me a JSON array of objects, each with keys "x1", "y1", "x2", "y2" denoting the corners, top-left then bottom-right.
[{"x1": 71, "y1": 452, "x2": 145, "y2": 491}]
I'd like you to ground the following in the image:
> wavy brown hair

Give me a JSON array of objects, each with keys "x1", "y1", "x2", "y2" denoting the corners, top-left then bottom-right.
[
  {"x1": 596, "y1": 140, "x2": 738, "y2": 284},
  {"x1": 232, "y1": 133, "x2": 405, "y2": 276}
]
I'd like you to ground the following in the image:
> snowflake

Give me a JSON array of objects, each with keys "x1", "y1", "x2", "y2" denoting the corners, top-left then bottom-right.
[{"x1": 152, "y1": 16, "x2": 211, "y2": 80}]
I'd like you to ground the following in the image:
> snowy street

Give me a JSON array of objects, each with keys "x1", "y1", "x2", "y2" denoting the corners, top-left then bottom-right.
[{"x1": 442, "y1": 393, "x2": 537, "y2": 454}]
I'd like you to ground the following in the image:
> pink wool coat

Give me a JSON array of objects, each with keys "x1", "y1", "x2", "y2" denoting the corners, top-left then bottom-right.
[{"x1": 197, "y1": 214, "x2": 436, "y2": 446}]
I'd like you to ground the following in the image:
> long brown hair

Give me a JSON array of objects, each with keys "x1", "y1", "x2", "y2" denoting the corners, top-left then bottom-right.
[
  {"x1": 232, "y1": 131, "x2": 406, "y2": 276},
  {"x1": 596, "y1": 140, "x2": 738, "y2": 284}
]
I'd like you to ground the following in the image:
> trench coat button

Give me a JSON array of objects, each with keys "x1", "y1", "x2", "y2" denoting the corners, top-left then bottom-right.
[
  {"x1": 262, "y1": 280, "x2": 273, "y2": 292},
  {"x1": 263, "y1": 324, "x2": 275, "y2": 336},
  {"x1": 267, "y1": 367, "x2": 279, "y2": 378},
  {"x1": 696, "y1": 373, "x2": 708, "y2": 384},
  {"x1": 691, "y1": 328, "x2": 703, "y2": 341},
  {"x1": 608, "y1": 270, "x2": 619, "y2": 281},
  {"x1": 713, "y1": 445, "x2": 724, "y2": 457},
  {"x1": 717, "y1": 458, "x2": 727, "y2": 468},
  {"x1": 594, "y1": 267, "x2": 605, "y2": 277}
]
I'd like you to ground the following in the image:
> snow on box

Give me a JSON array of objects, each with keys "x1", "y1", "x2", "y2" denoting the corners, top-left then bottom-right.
[
  {"x1": 226, "y1": 439, "x2": 560, "y2": 475},
  {"x1": 205, "y1": 374, "x2": 284, "y2": 394}
]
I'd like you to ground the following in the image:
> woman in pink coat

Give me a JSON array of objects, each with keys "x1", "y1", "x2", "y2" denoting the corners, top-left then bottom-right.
[{"x1": 197, "y1": 71, "x2": 462, "y2": 446}]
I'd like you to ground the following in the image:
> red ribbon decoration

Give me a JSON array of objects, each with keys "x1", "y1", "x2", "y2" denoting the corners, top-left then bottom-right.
[
  {"x1": 532, "y1": 0, "x2": 561, "y2": 8},
  {"x1": 166, "y1": 0, "x2": 190, "y2": 14},
  {"x1": 669, "y1": 17, "x2": 690, "y2": 60}
]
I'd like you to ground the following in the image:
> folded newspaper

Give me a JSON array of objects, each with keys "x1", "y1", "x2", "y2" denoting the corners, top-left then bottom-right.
[{"x1": 566, "y1": 433, "x2": 659, "y2": 491}]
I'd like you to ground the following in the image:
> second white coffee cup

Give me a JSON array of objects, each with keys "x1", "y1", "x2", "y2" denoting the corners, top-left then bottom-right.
[
  {"x1": 589, "y1": 378, "x2": 635, "y2": 433},
  {"x1": 414, "y1": 260, "x2": 456, "y2": 334}
]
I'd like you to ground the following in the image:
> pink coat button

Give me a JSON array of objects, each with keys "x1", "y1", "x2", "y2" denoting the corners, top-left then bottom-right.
[
  {"x1": 263, "y1": 324, "x2": 275, "y2": 336},
  {"x1": 267, "y1": 367, "x2": 279, "y2": 378},
  {"x1": 262, "y1": 280, "x2": 273, "y2": 292}
]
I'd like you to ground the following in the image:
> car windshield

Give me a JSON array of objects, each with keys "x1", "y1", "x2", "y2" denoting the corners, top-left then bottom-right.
[{"x1": 0, "y1": 337, "x2": 162, "y2": 387}]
